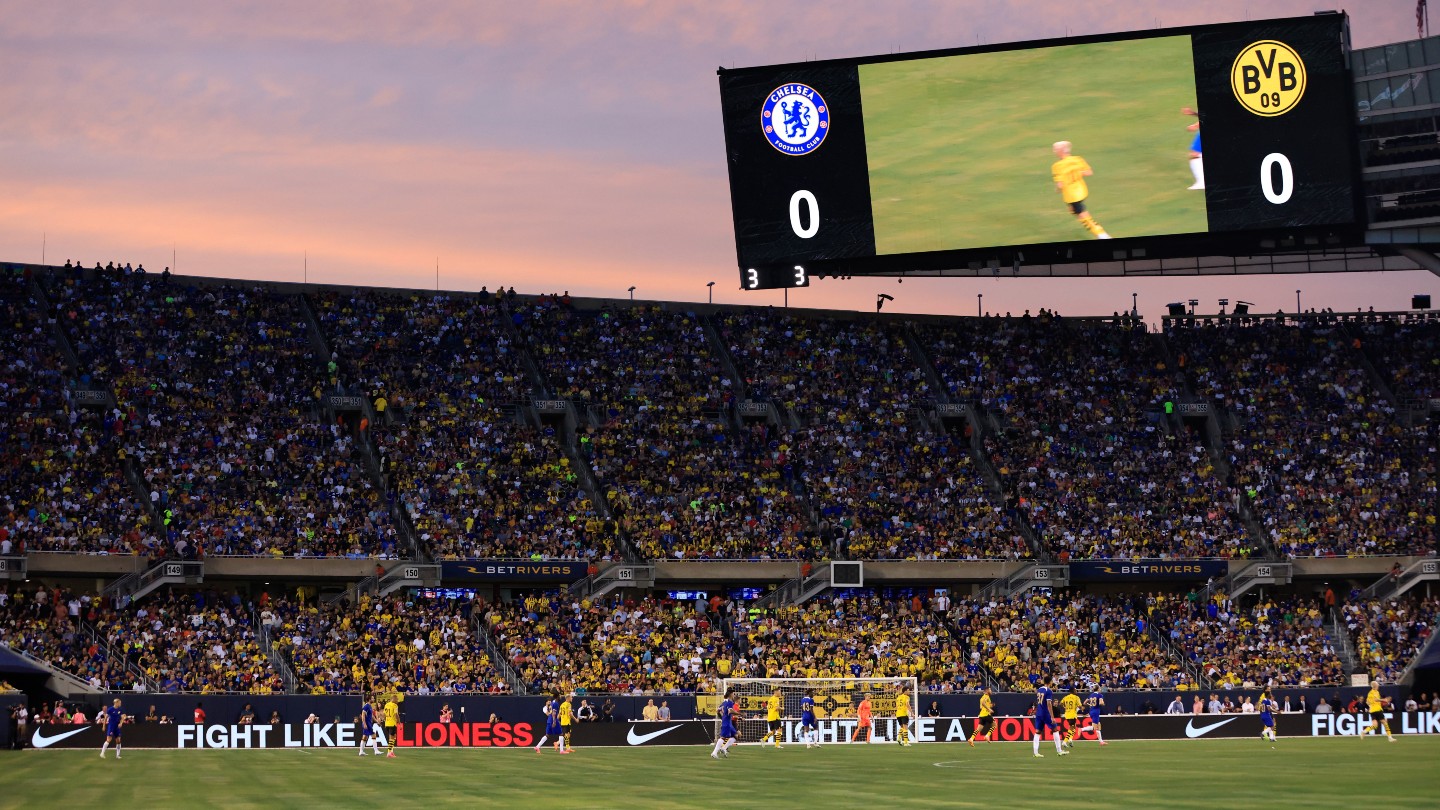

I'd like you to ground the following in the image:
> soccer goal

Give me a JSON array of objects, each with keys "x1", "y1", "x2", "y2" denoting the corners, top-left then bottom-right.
[{"x1": 720, "y1": 677, "x2": 919, "y2": 745}]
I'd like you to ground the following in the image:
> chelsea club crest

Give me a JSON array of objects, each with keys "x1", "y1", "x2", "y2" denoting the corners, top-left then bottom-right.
[{"x1": 761, "y1": 83, "x2": 829, "y2": 155}]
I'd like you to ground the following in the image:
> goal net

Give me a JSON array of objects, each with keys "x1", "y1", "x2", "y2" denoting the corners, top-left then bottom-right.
[{"x1": 720, "y1": 677, "x2": 919, "y2": 745}]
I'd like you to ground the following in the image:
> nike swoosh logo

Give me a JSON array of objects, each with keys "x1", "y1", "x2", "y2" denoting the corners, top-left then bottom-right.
[
  {"x1": 1185, "y1": 718, "x2": 1238, "y2": 738},
  {"x1": 32, "y1": 727, "x2": 91, "y2": 748},
  {"x1": 627, "y1": 725, "x2": 683, "y2": 745}
]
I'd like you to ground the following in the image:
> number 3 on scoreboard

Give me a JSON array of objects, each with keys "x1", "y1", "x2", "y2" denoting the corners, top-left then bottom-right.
[
  {"x1": 746, "y1": 268, "x2": 760, "y2": 289},
  {"x1": 789, "y1": 190, "x2": 819, "y2": 239}
]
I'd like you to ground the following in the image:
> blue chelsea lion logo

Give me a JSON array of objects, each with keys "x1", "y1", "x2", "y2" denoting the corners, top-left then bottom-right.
[{"x1": 761, "y1": 83, "x2": 829, "y2": 155}]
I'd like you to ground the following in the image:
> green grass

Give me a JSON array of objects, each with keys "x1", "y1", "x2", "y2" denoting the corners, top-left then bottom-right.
[
  {"x1": 7, "y1": 738, "x2": 1440, "y2": 809},
  {"x1": 860, "y1": 36, "x2": 1208, "y2": 253}
]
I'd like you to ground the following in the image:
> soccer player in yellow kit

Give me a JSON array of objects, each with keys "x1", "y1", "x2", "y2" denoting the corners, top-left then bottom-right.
[
  {"x1": 1060, "y1": 690, "x2": 1083, "y2": 748},
  {"x1": 760, "y1": 689, "x2": 785, "y2": 749},
  {"x1": 382, "y1": 694, "x2": 400, "y2": 758},
  {"x1": 1363, "y1": 682, "x2": 1396, "y2": 742},
  {"x1": 895, "y1": 688, "x2": 912, "y2": 747},
  {"x1": 971, "y1": 686, "x2": 995, "y2": 746},
  {"x1": 1051, "y1": 141, "x2": 1111, "y2": 239},
  {"x1": 559, "y1": 694, "x2": 575, "y2": 753}
]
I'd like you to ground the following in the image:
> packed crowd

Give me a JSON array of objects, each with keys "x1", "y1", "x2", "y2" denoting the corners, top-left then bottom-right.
[
  {"x1": 48, "y1": 275, "x2": 394, "y2": 558},
  {"x1": 733, "y1": 593, "x2": 986, "y2": 692},
  {"x1": 485, "y1": 592, "x2": 737, "y2": 694},
  {"x1": 721, "y1": 312, "x2": 1024, "y2": 559},
  {"x1": 313, "y1": 291, "x2": 606, "y2": 560},
  {"x1": 90, "y1": 590, "x2": 285, "y2": 693},
  {"x1": 951, "y1": 590, "x2": 1195, "y2": 692},
  {"x1": 0, "y1": 274, "x2": 154, "y2": 555},
  {"x1": 1169, "y1": 321, "x2": 1435, "y2": 557},
  {"x1": 1355, "y1": 318, "x2": 1440, "y2": 402},
  {"x1": 921, "y1": 317, "x2": 1256, "y2": 561},
  {"x1": 519, "y1": 302, "x2": 813, "y2": 559},
  {"x1": 0, "y1": 585, "x2": 127, "y2": 689},
  {"x1": 13, "y1": 270, "x2": 1434, "y2": 563},
  {"x1": 1157, "y1": 593, "x2": 1345, "y2": 687},
  {"x1": 1341, "y1": 594, "x2": 1439, "y2": 682},
  {"x1": 268, "y1": 592, "x2": 512, "y2": 694}
]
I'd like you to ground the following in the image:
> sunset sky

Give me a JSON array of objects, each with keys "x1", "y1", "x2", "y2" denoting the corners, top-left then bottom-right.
[{"x1": 2, "y1": 0, "x2": 1438, "y2": 317}]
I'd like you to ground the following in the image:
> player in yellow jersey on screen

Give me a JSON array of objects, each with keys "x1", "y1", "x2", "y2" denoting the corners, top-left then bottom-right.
[{"x1": 1051, "y1": 141, "x2": 1111, "y2": 239}]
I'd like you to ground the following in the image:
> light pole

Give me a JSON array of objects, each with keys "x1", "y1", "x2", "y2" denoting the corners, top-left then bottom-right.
[
  {"x1": 628, "y1": 286, "x2": 636, "y2": 301},
  {"x1": 707, "y1": 281, "x2": 715, "y2": 304},
  {"x1": 1296, "y1": 289, "x2": 1302, "y2": 314},
  {"x1": 977, "y1": 293, "x2": 983, "y2": 317},
  {"x1": 1131, "y1": 292, "x2": 1138, "y2": 317}
]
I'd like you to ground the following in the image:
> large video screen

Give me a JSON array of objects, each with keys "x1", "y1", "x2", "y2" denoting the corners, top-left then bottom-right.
[{"x1": 717, "y1": 15, "x2": 1361, "y2": 289}]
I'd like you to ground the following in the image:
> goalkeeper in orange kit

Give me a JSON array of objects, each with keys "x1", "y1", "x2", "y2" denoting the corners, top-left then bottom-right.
[{"x1": 850, "y1": 693, "x2": 874, "y2": 744}]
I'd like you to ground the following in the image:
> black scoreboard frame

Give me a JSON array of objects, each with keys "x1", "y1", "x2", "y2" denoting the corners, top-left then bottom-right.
[{"x1": 717, "y1": 13, "x2": 1365, "y2": 290}]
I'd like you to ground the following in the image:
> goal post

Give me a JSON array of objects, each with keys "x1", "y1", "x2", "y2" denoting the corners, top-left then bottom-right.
[{"x1": 719, "y1": 677, "x2": 919, "y2": 745}]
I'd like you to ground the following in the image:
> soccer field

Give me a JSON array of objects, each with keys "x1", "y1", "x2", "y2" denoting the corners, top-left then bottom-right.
[
  {"x1": 861, "y1": 36, "x2": 1207, "y2": 254},
  {"x1": 6, "y1": 738, "x2": 1439, "y2": 809}
]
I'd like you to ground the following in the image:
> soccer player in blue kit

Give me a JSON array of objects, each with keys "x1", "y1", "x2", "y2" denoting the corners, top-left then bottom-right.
[
  {"x1": 1259, "y1": 690, "x2": 1278, "y2": 747},
  {"x1": 99, "y1": 698, "x2": 124, "y2": 759},
  {"x1": 535, "y1": 695, "x2": 563, "y2": 753},
  {"x1": 1033, "y1": 677, "x2": 1067, "y2": 758},
  {"x1": 1183, "y1": 106, "x2": 1204, "y2": 189},
  {"x1": 711, "y1": 689, "x2": 739, "y2": 759},
  {"x1": 801, "y1": 690, "x2": 819, "y2": 748},
  {"x1": 1087, "y1": 688, "x2": 1108, "y2": 746},
  {"x1": 359, "y1": 697, "x2": 380, "y2": 756}
]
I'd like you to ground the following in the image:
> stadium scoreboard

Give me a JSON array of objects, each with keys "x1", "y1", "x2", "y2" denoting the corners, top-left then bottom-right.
[{"x1": 718, "y1": 14, "x2": 1361, "y2": 289}]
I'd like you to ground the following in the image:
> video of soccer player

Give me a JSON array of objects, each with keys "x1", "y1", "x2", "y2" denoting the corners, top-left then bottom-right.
[{"x1": 860, "y1": 35, "x2": 1207, "y2": 254}]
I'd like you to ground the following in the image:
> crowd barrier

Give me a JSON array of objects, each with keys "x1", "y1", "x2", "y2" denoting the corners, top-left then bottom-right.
[
  {"x1": 23, "y1": 711, "x2": 1440, "y2": 750},
  {"x1": 26, "y1": 719, "x2": 714, "y2": 749}
]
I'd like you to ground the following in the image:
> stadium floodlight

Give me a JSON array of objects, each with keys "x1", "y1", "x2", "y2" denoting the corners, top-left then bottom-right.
[
  {"x1": 707, "y1": 280, "x2": 715, "y2": 303},
  {"x1": 1187, "y1": 299, "x2": 1199, "y2": 315},
  {"x1": 628, "y1": 286, "x2": 636, "y2": 300},
  {"x1": 876, "y1": 293, "x2": 894, "y2": 312},
  {"x1": 1218, "y1": 298, "x2": 1229, "y2": 315}
]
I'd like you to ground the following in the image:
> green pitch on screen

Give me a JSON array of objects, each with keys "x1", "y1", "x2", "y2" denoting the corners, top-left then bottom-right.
[{"x1": 861, "y1": 36, "x2": 1207, "y2": 254}]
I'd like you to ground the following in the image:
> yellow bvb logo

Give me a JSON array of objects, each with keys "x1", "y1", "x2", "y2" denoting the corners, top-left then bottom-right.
[{"x1": 1231, "y1": 40, "x2": 1306, "y2": 117}]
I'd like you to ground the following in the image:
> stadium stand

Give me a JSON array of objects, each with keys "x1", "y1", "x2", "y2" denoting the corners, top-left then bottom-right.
[
  {"x1": 486, "y1": 592, "x2": 735, "y2": 695},
  {"x1": 1168, "y1": 319, "x2": 1435, "y2": 558},
  {"x1": 1157, "y1": 592, "x2": 1345, "y2": 687},
  {"x1": 1, "y1": 274, "x2": 155, "y2": 555},
  {"x1": 951, "y1": 590, "x2": 1196, "y2": 691},
  {"x1": 269, "y1": 592, "x2": 512, "y2": 694},
  {"x1": 920, "y1": 317, "x2": 1256, "y2": 561},
  {"x1": 46, "y1": 274, "x2": 395, "y2": 558},
  {"x1": 518, "y1": 302, "x2": 814, "y2": 560},
  {"x1": 310, "y1": 290, "x2": 612, "y2": 561},
  {"x1": 731, "y1": 593, "x2": 986, "y2": 692},
  {"x1": 1341, "y1": 594, "x2": 1440, "y2": 682}
]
